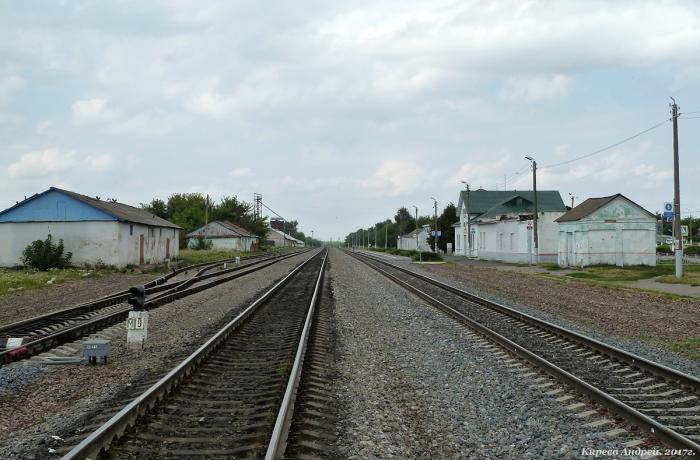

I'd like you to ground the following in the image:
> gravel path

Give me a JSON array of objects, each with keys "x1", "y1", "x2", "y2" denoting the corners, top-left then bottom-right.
[
  {"x1": 0, "y1": 250, "x2": 317, "y2": 459},
  {"x1": 329, "y1": 249, "x2": 637, "y2": 458},
  {"x1": 365, "y1": 251, "x2": 700, "y2": 376},
  {"x1": 0, "y1": 272, "x2": 155, "y2": 325}
]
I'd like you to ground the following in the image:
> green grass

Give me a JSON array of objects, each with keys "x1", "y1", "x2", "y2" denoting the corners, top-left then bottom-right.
[
  {"x1": 0, "y1": 267, "x2": 108, "y2": 297},
  {"x1": 656, "y1": 269, "x2": 700, "y2": 286},
  {"x1": 176, "y1": 249, "x2": 249, "y2": 265},
  {"x1": 539, "y1": 263, "x2": 563, "y2": 271},
  {"x1": 665, "y1": 337, "x2": 700, "y2": 361},
  {"x1": 563, "y1": 264, "x2": 700, "y2": 282}
]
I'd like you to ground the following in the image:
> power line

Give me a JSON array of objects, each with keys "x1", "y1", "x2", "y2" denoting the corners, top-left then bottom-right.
[
  {"x1": 679, "y1": 116, "x2": 700, "y2": 120},
  {"x1": 541, "y1": 118, "x2": 670, "y2": 170},
  {"x1": 680, "y1": 110, "x2": 700, "y2": 115}
]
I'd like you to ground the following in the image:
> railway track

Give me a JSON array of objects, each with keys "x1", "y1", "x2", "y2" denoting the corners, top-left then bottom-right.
[
  {"x1": 59, "y1": 249, "x2": 328, "y2": 459},
  {"x1": 348, "y1": 250, "x2": 700, "y2": 455},
  {"x1": 0, "y1": 250, "x2": 308, "y2": 365}
]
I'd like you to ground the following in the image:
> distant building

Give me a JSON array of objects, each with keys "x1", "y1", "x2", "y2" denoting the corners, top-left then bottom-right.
[
  {"x1": 454, "y1": 189, "x2": 567, "y2": 263},
  {"x1": 397, "y1": 226, "x2": 432, "y2": 252},
  {"x1": 0, "y1": 187, "x2": 180, "y2": 267},
  {"x1": 185, "y1": 221, "x2": 259, "y2": 252},
  {"x1": 266, "y1": 227, "x2": 305, "y2": 247},
  {"x1": 555, "y1": 194, "x2": 656, "y2": 267}
]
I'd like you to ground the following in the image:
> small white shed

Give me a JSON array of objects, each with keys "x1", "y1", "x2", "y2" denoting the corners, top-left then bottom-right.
[
  {"x1": 555, "y1": 194, "x2": 656, "y2": 267},
  {"x1": 397, "y1": 227, "x2": 432, "y2": 252},
  {"x1": 186, "y1": 221, "x2": 259, "y2": 252}
]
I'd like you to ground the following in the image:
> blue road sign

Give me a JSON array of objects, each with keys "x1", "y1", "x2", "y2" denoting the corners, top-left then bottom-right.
[{"x1": 663, "y1": 202, "x2": 673, "y2": 220}]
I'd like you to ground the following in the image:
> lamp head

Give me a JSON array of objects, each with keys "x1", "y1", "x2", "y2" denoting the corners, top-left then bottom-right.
[{"x1": 525, "y1": 155, "x2": 534, "y2": 161}]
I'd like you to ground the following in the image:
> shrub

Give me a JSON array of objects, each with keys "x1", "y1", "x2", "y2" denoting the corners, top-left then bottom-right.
[
  {"x1": 685, "y1": 245, "x2": 700, "y2": 255},
  {"x1": 411, "y1": 252, "x2": 443, "y2": 262},
  {"x1": 21, "y1": 235, "x2": 72, "y2": 270},
  {"x1": 190, "y1": 237, "x2": 213, "y2": 251}
]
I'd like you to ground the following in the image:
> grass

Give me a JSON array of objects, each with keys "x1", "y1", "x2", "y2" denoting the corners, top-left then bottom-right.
[
  {"x1": 563, "y1": 263, "x2": 700, "y2": 283},
  {"x1": 656, "y1": 269, "x2": 700, "y2": 286},
  {"x1": 665, "y1": 337, "x2": 700, "y2": 361},
  {"x1": 539, "y1": 263, "x2": 563, "y2": 271},
  {"x1": 176, "y1": 249, "x2": 249, "y2": 265},
  {"x1": 0, "y1": 267, "x2": 110, "y2": 297},
  {"x1": 275, "y1": 362, "x2": 291, "y2": 377}
]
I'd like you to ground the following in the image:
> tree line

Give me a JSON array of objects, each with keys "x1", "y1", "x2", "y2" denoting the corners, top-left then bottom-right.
[{"x1": 345, "y1": 203, "x2": 458, "y2": 252}]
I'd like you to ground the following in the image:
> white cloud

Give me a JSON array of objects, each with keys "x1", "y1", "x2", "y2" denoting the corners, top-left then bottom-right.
[
  {"x1": 35, "y1": 120, "x2": 54, "y2": 134},
  {"x1": 230, "y1": 167, "x2": 253, "y2": 177},
  {"x1": 0, "y1": 74, "x2": 25, "y2": 104},
  {"x1": 7, "y1": 148, "x2": 113, "y2": 178},
  {"x1": 500, "y1": 75, "x2": 573, "y2": 101},
  {"x1": 72, "y1": 98, "x2": 119, "y2": 125}
]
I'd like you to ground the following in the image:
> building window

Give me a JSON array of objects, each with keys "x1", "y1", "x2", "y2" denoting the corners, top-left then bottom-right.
[
  {"x1": 159, "y1": 228, "x2": 162, "y2": 237},
  {"x1": 130, "y1": 225, "x2": 133, "y2": 236}
]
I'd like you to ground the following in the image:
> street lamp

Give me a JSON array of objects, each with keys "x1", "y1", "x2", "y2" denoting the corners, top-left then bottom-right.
[
  {"x1": 461, "y1": 181, "x2": 471, "y2": 257},
  {"x1": 525, "y1": 156, "x2": 538, "y2": 264}
]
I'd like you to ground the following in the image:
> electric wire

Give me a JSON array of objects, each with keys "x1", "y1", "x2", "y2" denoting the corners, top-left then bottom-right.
[{"x1": 540, "y1": 118, "x2": 670, "y2": 170}]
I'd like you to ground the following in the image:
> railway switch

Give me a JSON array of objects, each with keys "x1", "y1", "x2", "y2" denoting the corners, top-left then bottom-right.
[{"x1": 83, "y1": 339, "x2": 111, "y2": 364}]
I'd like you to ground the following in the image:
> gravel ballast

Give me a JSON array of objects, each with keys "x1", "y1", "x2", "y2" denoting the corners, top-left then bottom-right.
[
  {"x1": 329, "y1": 249, "x2": 638, "y2": 458},
  {"x1": 0, "y1": 250, "x2": 317, "y2": 458},
  {"x1": 0, "y1": 272, "x2": 156, "y2": 325},
  {"x1": 366, "y1": 251, "x2": 700, "y2": 377}
]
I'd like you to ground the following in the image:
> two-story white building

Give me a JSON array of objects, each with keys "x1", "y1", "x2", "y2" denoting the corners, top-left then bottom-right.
[{"x1": 454, "y1": 189, "x2": 567, "y2": 263}]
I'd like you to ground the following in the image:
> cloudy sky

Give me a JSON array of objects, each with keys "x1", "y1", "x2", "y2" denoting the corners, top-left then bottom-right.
[{"x1": 1, "y1": 1, "x2": 699, "y2": 239}]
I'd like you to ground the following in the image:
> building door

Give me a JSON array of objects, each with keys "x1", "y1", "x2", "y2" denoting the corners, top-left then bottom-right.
[
  {"x1": 566, "y1": 232, "x2": 574, "y2": 267},
  {"x1": 139, "y1": 235, "x2": 145, "y2": 265},
  {"x1": 166, "y1": 238, "x2": 170, "y2": 258}
]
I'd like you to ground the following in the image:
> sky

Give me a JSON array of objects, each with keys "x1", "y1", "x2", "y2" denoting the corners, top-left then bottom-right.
[{"x1": 1, "y1": 0, "x2": 699, "y2": 240}]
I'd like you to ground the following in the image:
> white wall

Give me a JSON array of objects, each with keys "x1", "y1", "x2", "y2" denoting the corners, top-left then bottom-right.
[
  {"x1": 473, "y1": 212, "x2": 562, "y2": 263},
  {"x1": 119, "y1": 223, "x2": 179, "y2": 266},
  {"x1": 187, "y1": 236, "x2": 256, "y2": 251},
  {"x1": 557, "y1": 197, "x2": 656, "y2": 267},
  {"x1": 0, "y1": 221, "x2": 179, "y2": 267}
]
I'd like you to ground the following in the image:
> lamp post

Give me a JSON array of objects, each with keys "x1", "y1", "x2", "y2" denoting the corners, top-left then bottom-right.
[
  {"x1": 461, "y1": 181, "x2": 471, "y2": 257},
  {"x1": 525, "y1": 156, "x2": 538, "y2": 264}
]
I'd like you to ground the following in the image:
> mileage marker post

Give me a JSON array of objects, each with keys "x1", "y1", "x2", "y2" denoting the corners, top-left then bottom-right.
[{"x1": 126, "y1": 285, "x2": 149, "y2": 351}]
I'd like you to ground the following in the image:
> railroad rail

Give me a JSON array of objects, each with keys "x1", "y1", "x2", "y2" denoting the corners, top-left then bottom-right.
[
  {"x1": 60, "y1": 249, "x2": 327, "y2": 459},
  {"x1": 0, "y1": 249, "x2": 308, "y2": 365},
  {"x1": 348, "y1": 250, "x2": 700, "y2": 454}
]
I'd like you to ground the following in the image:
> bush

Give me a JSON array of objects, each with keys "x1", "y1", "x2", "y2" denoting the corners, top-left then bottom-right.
[
  {"x1": 190, "y1": 237, "x2": 213, "y2": 251},
  {"x1": 656, "y1": 244, "x2": 671, "y2": 253},
  {"x1": 411, "y1": 251, "x2": 443, "y2": 262},
  {"x1": 685, "y1": 245, "x2": 700, "y2": 255},
  {"x1": 21, "y1": 235, "x2": 72, "y2": 270}
]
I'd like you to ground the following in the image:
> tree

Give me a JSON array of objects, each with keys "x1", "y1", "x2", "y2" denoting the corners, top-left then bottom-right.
[
  {"x1": 394, "y1": 206, "x2": 416, "y2": 236},
  {"x1": 142, "y1": 198, "x2": 167, "y2": 218}
]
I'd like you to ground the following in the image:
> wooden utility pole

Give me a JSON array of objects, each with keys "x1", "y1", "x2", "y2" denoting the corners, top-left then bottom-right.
[
  {"x1": 671, "y1": 98, "x2": 683, "y2": 277},
  {"x1": 526, "y1": 156, "x2": 538, "y2": 263}
]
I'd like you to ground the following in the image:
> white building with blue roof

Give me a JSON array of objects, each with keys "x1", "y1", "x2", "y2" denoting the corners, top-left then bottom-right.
[{"x1": 0, "y1": 187, "x2": 180, "y2": 267}]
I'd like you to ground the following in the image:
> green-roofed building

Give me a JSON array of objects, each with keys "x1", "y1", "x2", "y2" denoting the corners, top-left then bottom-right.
[{"x1": 454, "y1": 188, "x2": 567, "y2": 263}]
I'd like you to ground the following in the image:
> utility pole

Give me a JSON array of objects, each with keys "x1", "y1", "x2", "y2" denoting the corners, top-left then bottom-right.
[
  {"x1": 374, "y1": 226, "x2": 377, "y2": 248},
  {"x1": 205, "y1": 194, "x2": 210, "y2": 225},
  {"x1": 431, "y1": 197, "x2": 438, "y2": 253},
  {"x1": 413, "y1": 205, "x2": 420, "y2": 260},
  {"x1": 461, "y1": 181, "x2": 472, "y2": 257},
  {"x1": 526, "y1": 156, "x2": 538, "y2": 264},
  {"x1": 671, "y1": 98, "x2": 683, "y2": 277},
  {"x1": 384, "y1": 224, "x2": 388, "y2": 249}
]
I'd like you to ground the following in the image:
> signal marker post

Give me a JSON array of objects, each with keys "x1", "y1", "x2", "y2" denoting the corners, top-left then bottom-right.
[{"x1": 126, "y1": 285, "x2": 148, "y2": 351}]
